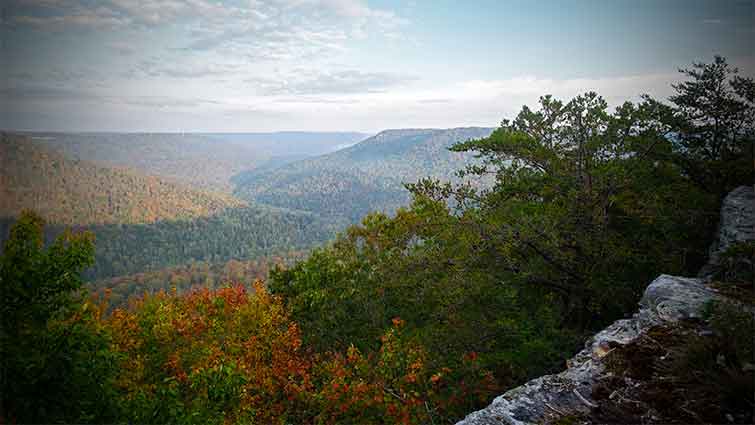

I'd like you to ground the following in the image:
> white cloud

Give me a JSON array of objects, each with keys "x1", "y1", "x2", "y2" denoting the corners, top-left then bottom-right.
[
  {"x1": 10, "y1": 1, "x2": 740, "y2": 133},
  {"x1": 8, "y1": 6, "x2": 130, "y2": 29},
  {"x1": 5, "y1": 0, "x2": 406, "y2": 44},
  {"x1": 230, "y1": 71, "x2": 684, "y2": 132},
  {"x1": 249, "y1": 69, "x2": 416, "y2": 95},
  {"x1": 125, "y1": 60, "x2": 243, "y2": 79},
  {"x1": 454, "y1": 72, "x2": 678, "y2": 102},
  {"x1": 109, "y1": 41, "x2": 136, "y2": 55},
  {"x1": 3, "y1": 65, "x2": 690, "y2": 132},
  {"x1": 0, "y1": 84, "x2": 222, "y2": 109}
]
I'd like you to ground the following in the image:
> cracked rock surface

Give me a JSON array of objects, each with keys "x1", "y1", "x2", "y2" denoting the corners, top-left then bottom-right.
[
  {"x1": 456, "y1": 186, "x2": 754, "y2": 425},
  {"x1": 455, "y1": 275, "x2": 718, "y2": 425}
]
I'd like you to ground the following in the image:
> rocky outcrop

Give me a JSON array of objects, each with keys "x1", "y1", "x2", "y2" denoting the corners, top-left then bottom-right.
[
  {"x1": 455, "y1": 275, "x2": 719, "y2": 425},
  {"x1": 456, "y1": 186, "x2": 754, "y2": 425},
  {"x1": 699, "y1": 185, "x2": 755, "y2": 279}
]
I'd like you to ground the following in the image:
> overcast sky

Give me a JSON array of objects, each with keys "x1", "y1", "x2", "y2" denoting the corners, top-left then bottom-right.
[{"x1": 2, "y1": 0, "x2": 753, "y2": 132}]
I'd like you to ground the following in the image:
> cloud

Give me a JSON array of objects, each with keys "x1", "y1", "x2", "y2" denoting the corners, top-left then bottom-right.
[
  {"x1": 217, "y1": 105, "x2": 288, "y2": 118},
  {"x1": 3, "y1": 0, "x2": 411, "y2": 115},
  {"x1": 250, "y1": 70, "x2": 417, "y2": 95},
  {"x1": 7, "y1": 8, "x2": 130, "y2": 29},
  {"x1": 2, "y1": 67, "x2": 693, "y2": 133},
  {"x1": 240, "y1": 70, "x2": 684, "y2": 132},
  {"x1": 109, "y1": 41, "x2": 136, "y2": 55},
  {"x1": 113, "y1": 96, "x2": 222, "y2": 108},
  {"x1": 0, "y1": 84, "x2": 222, "y2": 109},
  {"x1": 2, "y1": 66, "x2": 113, "y2": 96},
  {"x1": 271, "y1": 0, "x2": 407, "y2": 25},
  {"x1": 3, "y1": 0, "x2": 246, "y2": 29},
  {"x1": 5, "y1": 0, "x2": 406, "y2": 47},
  {"x1": 0, "y1": 85, "x2": 98, "y2": 101},
  {"x1": 169, "y1": 0, "x2": 406, "y2": 65},
  {"x1": 4, "y1": 0, "x2": 408, "y2": 88},
  {"x1": 2, "y1": 65, "x2": 689, "y2": 133},
  {"x1": 120, "y1": 59, "x2": 243, "y2": 79},
  {"x1": 182, "y1": 26, "x2": 350, "y2": 64},
  {"x1": 273, "y1": 96, "x2": 361, "y2": 104},
  {"x1": 452, "y1": 73, "x2": 679, "y2": 103},
  {"x1": 416, "y1": 98, "x2": 453, "y2": 104}
]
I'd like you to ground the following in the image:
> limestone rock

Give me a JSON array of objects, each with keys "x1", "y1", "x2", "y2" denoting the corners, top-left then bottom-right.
[
  {"x1": 699, "y1": 185, "x2": 755, "y2": 279},
  {"x1": 456, "y1": 186, "x2": 754, "y2": 425},
  {"x1": 455, "y1": 275, "x2": 717, "y2": 425}
]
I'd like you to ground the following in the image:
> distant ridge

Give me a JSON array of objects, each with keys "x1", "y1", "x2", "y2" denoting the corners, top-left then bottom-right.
[
  {"x1": 23, "y1": 131, "x2": 371, "y2": 192},
  {"x1": 0, "y1": 133, "x2": 245, "y2": 225},
  {"x1": 204, "y1": 131, "x2": 371, "y2": 156},
  {"x1": 233, "y1": 127, "x2": 494, "y2": 224},
  {"x1": 26, "y1": 132, "x2": 264, "y2": 193}
]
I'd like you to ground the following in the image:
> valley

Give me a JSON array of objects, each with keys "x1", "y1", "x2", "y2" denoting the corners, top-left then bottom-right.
[
  {"x1": 234, "y1": 127, "x2": 494, "y2": 224},
  {"x1": 2, "y1": 1, "x2": 752, "y2": 422},
  {"x1": 2, "y1": 128, "x2": 489, "y2": 284},
  {"x1": 1, "y1": 133, "x2": 245, "y2": 225},
  {"x1": 25, "y1": 131, "x2": 369, "y2": 193},
  {"x1": 3, "y1": 56, "x2": 753, "y2": 424}
]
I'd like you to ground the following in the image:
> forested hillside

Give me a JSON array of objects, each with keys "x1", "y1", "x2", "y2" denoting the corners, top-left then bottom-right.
[
  {"x1": 266, "y1": 58, "x2": 753, "y2": 423},
  {"x1": 206, "y1": 132, "x2": 369, "y2": 156},
  {"x1": 27, "y1": 132, "x2": 263, "y2": 193},
  {"x1": 234, "y1": 127, "x2": 494, "y2": 223},
  {"x1": 0, "y1": 134, "x2": 245, "y2": 225},
  {"x1": 28, "y1": 132, "x2": 369, "y2": 193},
  {"x1": 89, "y1": 252, "x2": 308, "y2": 309},
  {"x1": 1, "y1": 57, "x2": 752, "y2": 425},
  {"x1": 1, "y1": 133, "x2": 333, "y2": 282},
  {"x1": 0, "y1": 205, "x2": 331, "y2": 281}
]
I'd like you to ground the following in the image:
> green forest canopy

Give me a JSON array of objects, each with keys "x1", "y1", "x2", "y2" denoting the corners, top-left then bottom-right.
[{"x1": 1, "y1": 56, "x2": 753, "y2": 424}]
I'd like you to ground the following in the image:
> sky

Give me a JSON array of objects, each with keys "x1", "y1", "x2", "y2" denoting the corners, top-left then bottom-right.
[{"x1": 1, "y1": 0, "x2": 753, "y2": 133}]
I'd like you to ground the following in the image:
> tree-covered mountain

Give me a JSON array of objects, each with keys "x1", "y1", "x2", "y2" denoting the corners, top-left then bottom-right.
[
  {"x1": 233, "y1": 127, "x2": 494, "y2": 224},
  {"x1": 2, "y1": 57, "x2": 753, "y2": 425},
  {"x1": 205, "y1": 131, "x2": 370, "y2": 156},
  {"x1": 0, "y1": 201, "x2": 331, "y2": 282},
  {"x1": 1, "y1": 133, "x2": 245, "y2": 225},
  {"x1": 1, "y1": 133, "x2": 333, "y2": 281},
  {"x1": 26, "y1": 132, "x2": 369, "y2": 193},
  {"x1": 25, "y1": 132, "x2": 264, "y2": 193}
]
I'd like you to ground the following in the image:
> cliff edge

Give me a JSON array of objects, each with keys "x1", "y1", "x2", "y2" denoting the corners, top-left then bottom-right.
[{"x1": 457, "y1": 186, "x2": 754, "y2": 425}]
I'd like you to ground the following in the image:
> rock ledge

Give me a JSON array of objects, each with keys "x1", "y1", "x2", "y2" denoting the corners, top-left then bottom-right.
[
  {"x1": 455, "y1": 275, "x2": 718, "y2": 425},
  {"x1": 456, "y1": 186, "x2": 754, "y2": 425}
]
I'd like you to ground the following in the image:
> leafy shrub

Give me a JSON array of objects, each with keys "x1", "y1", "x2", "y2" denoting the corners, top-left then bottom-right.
[{"x1": 106, "y1": 282, "x2": 312, "y2": 425}]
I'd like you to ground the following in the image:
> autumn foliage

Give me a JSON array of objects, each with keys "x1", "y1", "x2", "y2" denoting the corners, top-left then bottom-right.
[
  {"x1": 309, "y1": 318, "x2": 500, "y2": 424},
  {"x1": 0, "y1": 211, "x2": 497, "y2": 424},
  {"x1": 4, "y1": 57, "x2": 750, "y2": 424},
  {"x1": 97, "y1": 284, "x2": 499, "y2": 424},
  {"x1": 104, "y1": 282, "x2": 310, "y2": 424}
]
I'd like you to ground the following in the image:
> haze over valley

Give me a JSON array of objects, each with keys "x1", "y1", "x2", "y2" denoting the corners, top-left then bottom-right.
[{"x1": 2, "y1": 126, "x2": 501, "y2": 285}]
